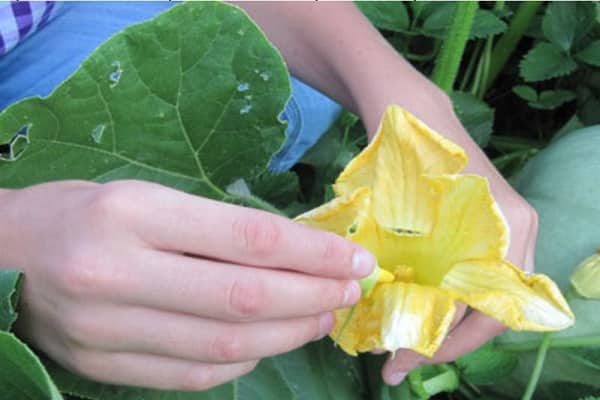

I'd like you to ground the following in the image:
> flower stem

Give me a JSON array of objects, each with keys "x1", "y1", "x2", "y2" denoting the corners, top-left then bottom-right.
[
  {"x1": 483, "y1": 1, "x2": 543, "y2": 93},
  {"x1": 431, "y1": 2, "x2": 478, "y2": 94},
  {"x1": 521, "y1": 332, "x2": 552, "y2": 400},
  {"x1": 334, "y1": 305, "x2": 356, "y2": 344}
]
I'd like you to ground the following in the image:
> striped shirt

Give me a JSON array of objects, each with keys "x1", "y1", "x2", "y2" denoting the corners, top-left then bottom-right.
[{"x1": 0, "y1": 1, "x2": 60, "y2": 57}]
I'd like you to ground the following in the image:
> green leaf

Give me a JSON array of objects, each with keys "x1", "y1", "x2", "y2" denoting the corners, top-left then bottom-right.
[
  {"x1": 534, "y1": 90, "x2": 576, "y2": 110},
  {"x1": 46, "y1": 339, "x2": 365, "y2": 400},
  {"x1": 513, "y1": 86, "x2": 576, "y2": 110},
  {"x1": 513, "y1": 85, "x2": 538, "y2": 102},
  {"x1": 420, "y1": 5, "x2": 506, "y2": 39},
  {"x1": 0, "y1": 331, "x2": 63, "y2": 400},
  {"x1": 355, "y1": 1, "x2": 409, "y2": 32},
  {"x1": 421, "y1": 2, "x2": 456, "y2": 38},
  {"x1": 520, "y1": 43, "x2": 577, "y2": 82},
  {"x1": 0, "y1": 269, "x2": 22, "y2": 331},
  {"x1": 456, "y1": 342, "x2": 518, "y2": 385},
  {"x1": 0, "y1": 2, "x2": 290, "y2": 208},
  {"x1": 451, "y1": 91, "x2": 494, "y2": 147},
  {"x1": 470, "y1": 9, "x2": 507, "y2": 39},
  {"x1": 576, "y1": 40, "x2": 600, "y2": 67},
  {"x1": 542, "y1": 2, "x2": 597, "y2": 52}
]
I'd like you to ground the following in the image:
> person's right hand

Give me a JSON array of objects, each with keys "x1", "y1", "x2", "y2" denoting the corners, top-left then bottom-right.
[{"x1": 0, "y1": 180, "x2": 375, "y2": 391}]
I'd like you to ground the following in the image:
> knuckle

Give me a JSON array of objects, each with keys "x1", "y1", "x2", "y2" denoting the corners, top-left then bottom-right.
[
  {"x1": 85, "y1": 181, "x2": 139, "y2": 225},
  {"x1": 61, "y1": 310, "x2": 99, "y2": 347},
  {"x1": 210, "y1": 331, "x2": 244, "y2": 362},
  {"x1": 226, "y1": 278, "x2": 266, "y2": 319},
  {"x1": 233, "y1": 214, "x2": 281, "y2": 257},
  {"x1": 59, "y1": 247, "x2": 103, "y2": 298},
  {"x1": 58, "y1": 246, "x2": 125, "y2": 299}
]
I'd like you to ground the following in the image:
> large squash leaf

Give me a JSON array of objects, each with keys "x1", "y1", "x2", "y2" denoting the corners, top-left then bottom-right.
[
  {"x1": 469, "y1": 126, "x2": 600, "y2": 399},
  {"x1": 0, "y1": 2, "x2": 289, "y2": 203}
]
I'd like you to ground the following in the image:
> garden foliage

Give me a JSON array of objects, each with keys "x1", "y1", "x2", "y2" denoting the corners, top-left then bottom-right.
[{"x1": 1, "y1": 1, "x2": 599, "y2": 399}]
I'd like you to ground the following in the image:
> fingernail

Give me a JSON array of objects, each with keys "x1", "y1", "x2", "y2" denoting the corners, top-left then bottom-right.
[
  {"x1": 388, "y1": 371, "x2": 407, "y2": 385},
  {"x1": 315, "y1": 312, "x2": 334, "y2": 340},
  {"x1": 352, "y1": 249, "x2": 375, "y2": 278},
  {"x1": 343, "y1": 281, "x2": 361, "y2": 306}
]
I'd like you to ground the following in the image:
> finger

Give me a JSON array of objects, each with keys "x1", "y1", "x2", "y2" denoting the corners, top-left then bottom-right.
[
  {"x1": 382, "y1": 349, "x2": 424, "y2": 385},
  {"x1": 112, "y1": 249, "x2": 361, "y2": 321},
  {"x1": 424, "y1": 311, "x2": 506, "y2": 364},
  {"x1": 449, "y1": 302, "x2": 467, "y2": 330},
  {"x1": 381, "y1": 301, "x2": 467, "y2": 384},
  {"x1": 62, "y1": 350, "x2": 256, "y2": 391},
  {"x1": 126, "y1": 182, "x2": 375, "y2": 279},
  {"x1": 66, "y1": 305, "x2": 334, "y2": 363}
]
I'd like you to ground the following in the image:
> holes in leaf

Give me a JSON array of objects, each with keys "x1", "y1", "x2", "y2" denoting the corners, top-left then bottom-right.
[
  {"x1": 0, "y1": 125, "x2": 31, "y2": 161},
  {"x1": 90, "y1": 124, "x2": 105, "y2": 144},
  {"x1": 237, "y1": 82, "x2": 250, "y2": 92},
  {"x1": 109, "y1": 61, "x2": 123, "y2": 88}
]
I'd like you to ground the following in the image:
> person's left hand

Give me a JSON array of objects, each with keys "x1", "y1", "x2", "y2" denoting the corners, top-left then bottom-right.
[
  {"x1": 380, "y1": 199, "x2": 537, "y2": 385},
  {"x1": 356, "y1": 70, "x2": 539, "y2": 386}
]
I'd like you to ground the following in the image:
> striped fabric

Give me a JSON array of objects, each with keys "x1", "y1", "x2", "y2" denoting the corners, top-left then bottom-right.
[{"x1": 0, "y1": 1, "x2": 59, "y2": 57}]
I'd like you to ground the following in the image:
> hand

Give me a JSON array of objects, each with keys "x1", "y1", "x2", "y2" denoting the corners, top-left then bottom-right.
[
  {"x1": 0, "y1": 180, "x2": 375, "y2": 390},
  {"x1": 381, "y1": 200, "x2": 538, "y2": 385},
  {"x1": 357, "y1": 70, "x2": 539, "y2": 385}
]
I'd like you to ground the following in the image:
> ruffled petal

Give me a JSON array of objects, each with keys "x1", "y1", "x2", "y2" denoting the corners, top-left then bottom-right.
[
  {"x1": 440, "y1": 260, "x2": 575, "y2": 330},
  {"x1": 418, "y1": 174, "x2": 509, "y2": 285},
  {"x1": 294, "y1": 187, "x2": 370, "y2": 237},
  {"x1": 334, "y1": 105, "x2": 467, "y2": 235},
  {"x1": 331, "y1": 282, "x2": 456, "y2": 357}
]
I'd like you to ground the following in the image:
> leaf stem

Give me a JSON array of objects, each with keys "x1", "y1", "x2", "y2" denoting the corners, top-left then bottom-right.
[
  {"x1": 521, "y1": 332, "x2": 552, "y2": 400},
  {"x1": 496, "y1": 334, "x2": 600, "y2": 352},
  {"x1": 459, "y1": 40, "x2": 484, "y2": 92},
  {"x1": 483, "y1": 1, "x2": 543, "y2": 93},
  {"x1": 431, "y1": 2, "x2": 478, "y2": 94}
]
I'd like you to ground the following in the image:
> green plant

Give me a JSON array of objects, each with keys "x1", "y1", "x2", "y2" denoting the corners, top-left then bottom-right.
[{"x1": 2, "y1": 1, "x2": 600, "y2": 399}]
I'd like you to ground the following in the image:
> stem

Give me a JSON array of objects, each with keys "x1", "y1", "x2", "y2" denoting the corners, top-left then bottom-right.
[
  {"x1": 459, "y1": 40, "x2": 484, "y2": 92},
  {"x1": 496, "y1": 334, "x2": 600, "y2": 352},
  {"x1": 334, "y1": 305, "x2": 356, "y2": 344},
  {"x1": 470, "y1": 50, "x2": 485, "y2": 96},
  {"x1": 521, "y1": 332, "x2": 552, "y2": 400},
  {"x1": 431, "y1": 2, "x2": 478, "y2": 94},
  {"x1": 483, "y1": 1, "x2": 543, "y2": 93},
  {"x1": 477, "y1": 37, "x2": 494, "y2": 99}
]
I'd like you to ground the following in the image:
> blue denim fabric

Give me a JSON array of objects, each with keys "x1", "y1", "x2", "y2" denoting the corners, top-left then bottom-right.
[{"x1": 0, "y1": 2, "x2": 341, "y2": 172}]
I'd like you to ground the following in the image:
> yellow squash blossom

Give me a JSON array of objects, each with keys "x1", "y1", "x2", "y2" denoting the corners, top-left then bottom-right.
[{"x1": 296, "y1": 105, "x2": 574, "y2": 357}]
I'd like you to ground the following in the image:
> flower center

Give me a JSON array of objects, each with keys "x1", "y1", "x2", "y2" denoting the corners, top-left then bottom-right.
[{"x1": 392, "y1": 265, "x2": 416, "y2": 283}]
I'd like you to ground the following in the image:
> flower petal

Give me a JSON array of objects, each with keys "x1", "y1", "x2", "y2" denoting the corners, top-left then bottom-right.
[
  {"x1": 419, "y1": 174, "x2": 509, "y2": 285},
  {"x1": 440, "y1": 260, "x2": 575, "y2": 330},
  {"x1": 294, "y1": 187, "x2": 370, "y2": 237},
  {"x1": 331, "y1": 282, "x2": 456, "y2": 357},
  {"x1": 334, "y1": 105, "x2": 467, "y2": 234}
]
